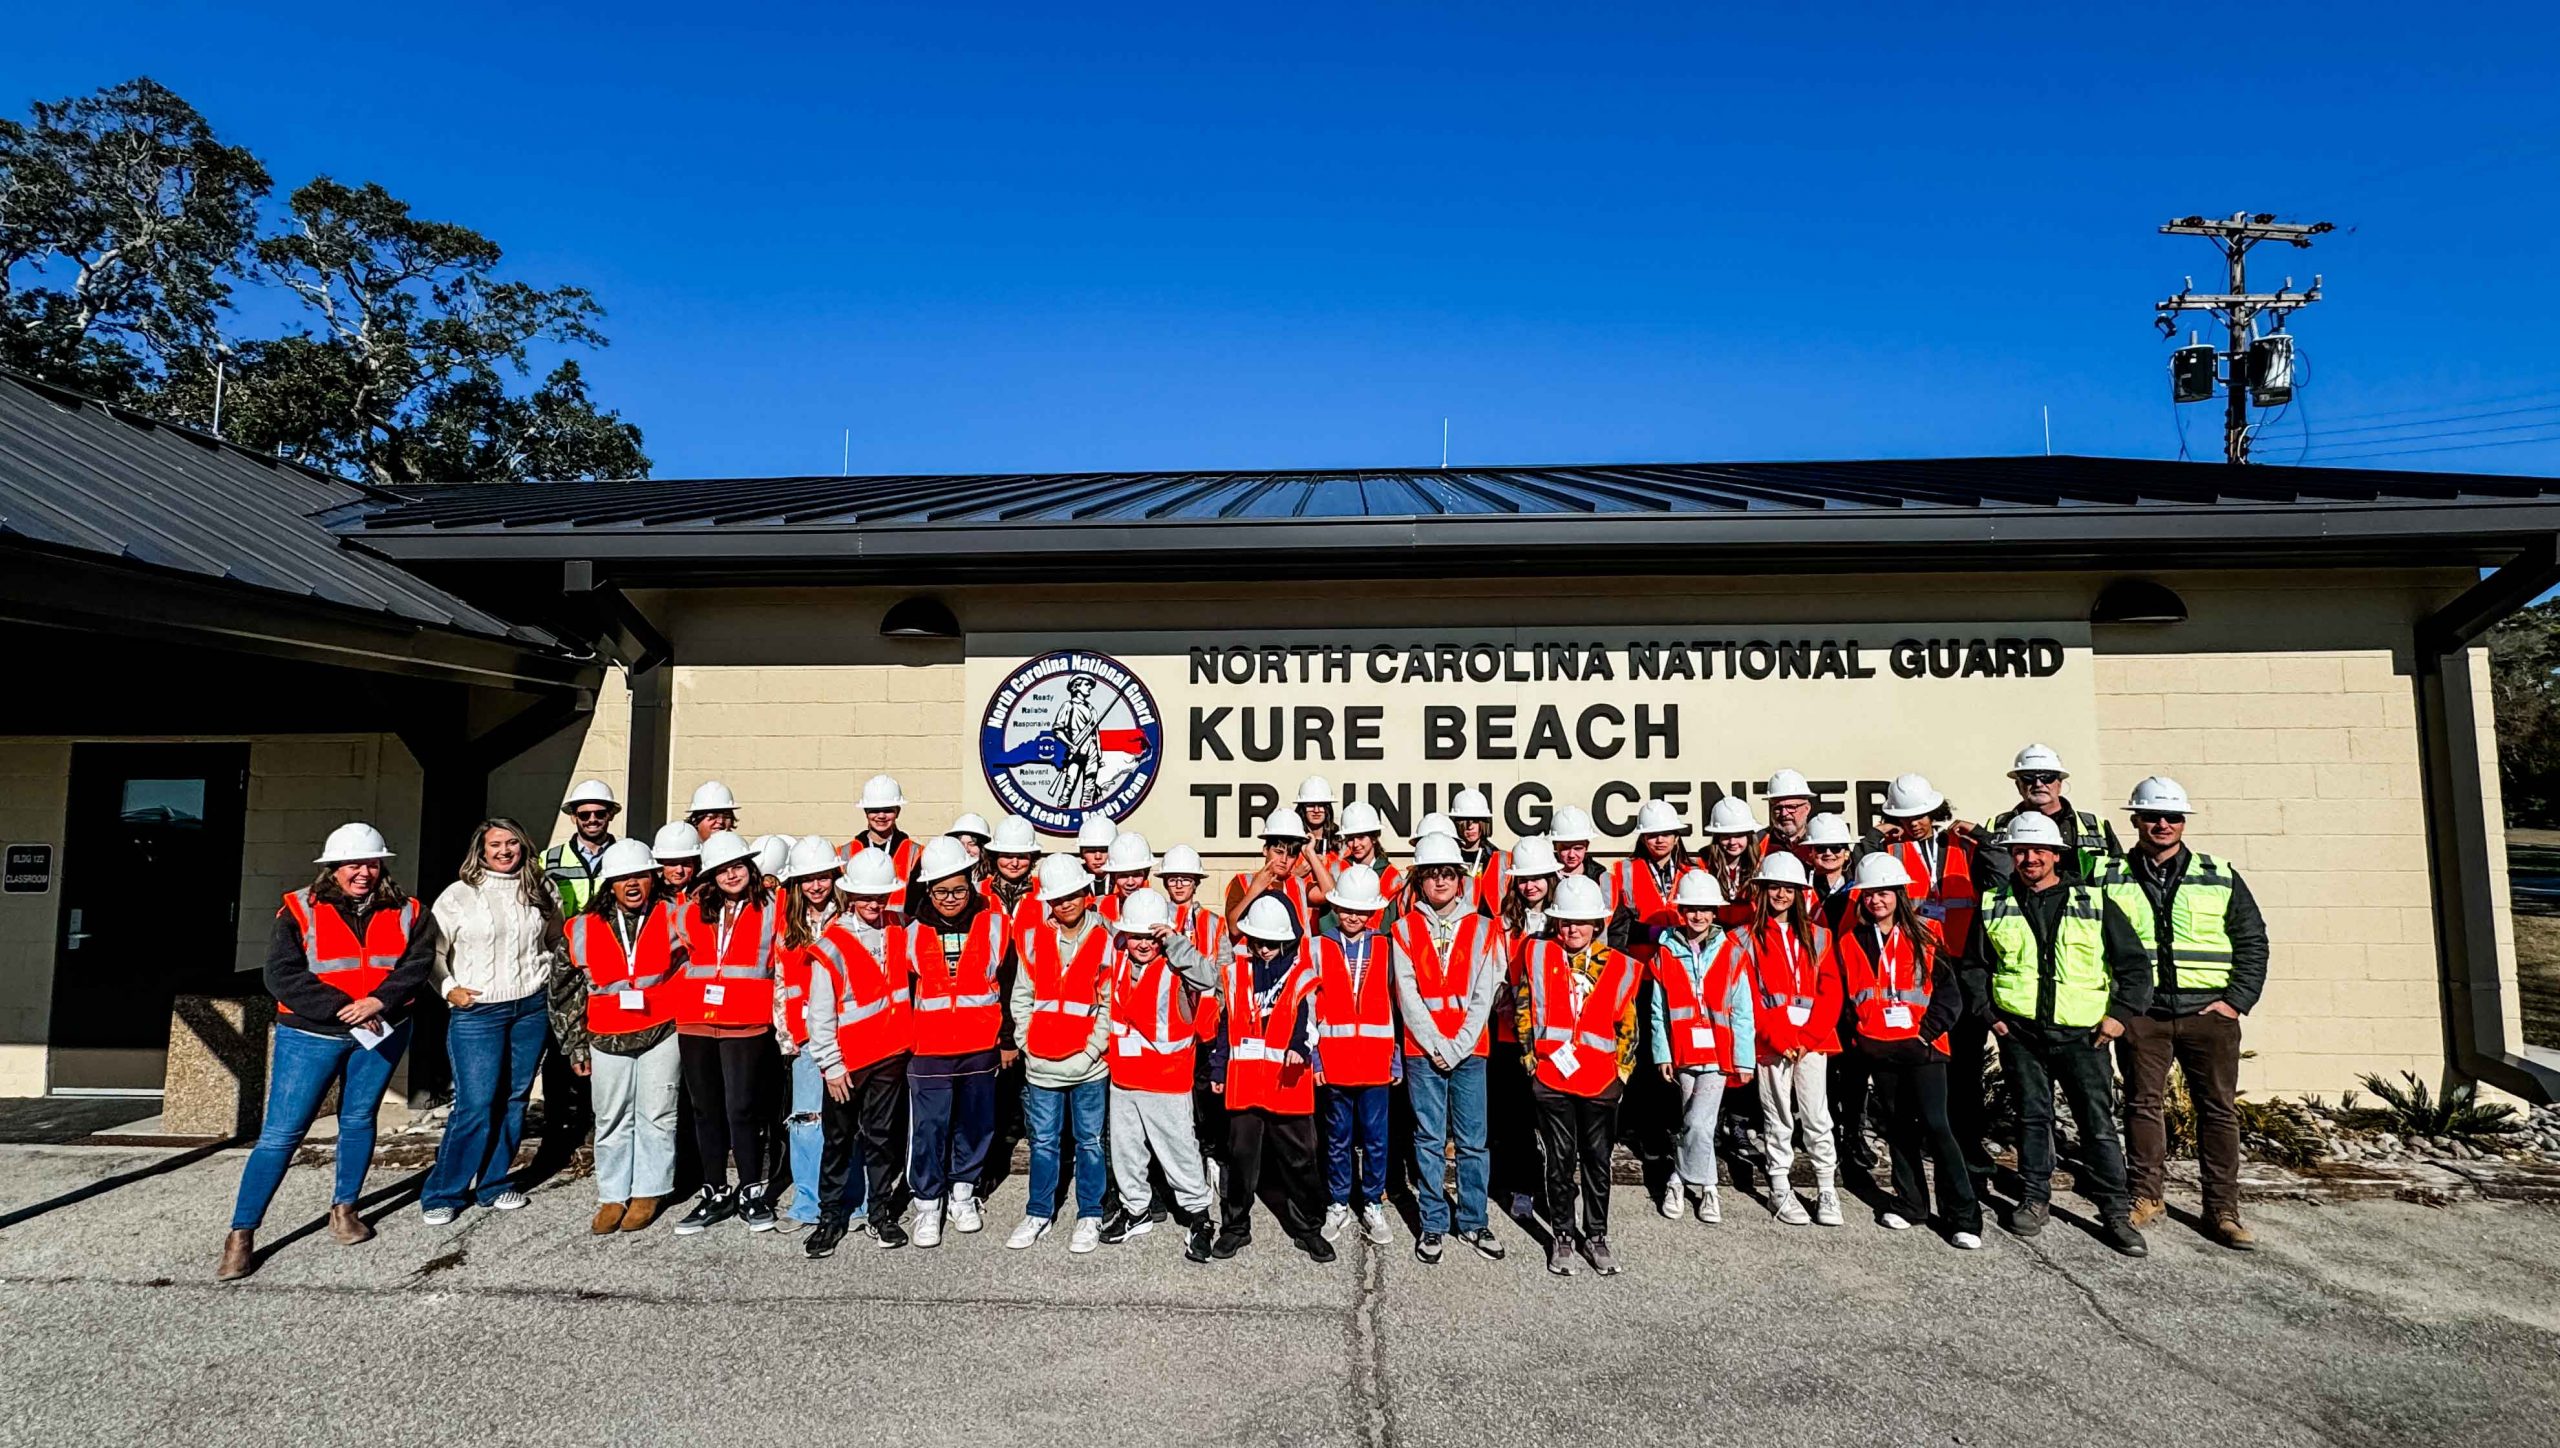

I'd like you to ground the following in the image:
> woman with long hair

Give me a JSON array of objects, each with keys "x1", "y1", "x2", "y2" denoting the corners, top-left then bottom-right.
[
  {"x1": 1699, "y1": 797, "x2": 1762, "y2": 927},
  {"x1": 219, "y1": 824, "x2": 435, "y2": 1280},
  {"x1": 421, "y1": 817, "x2": 564, "y2": 1225},
  {"x1": 777, "y1": 837, "x2": 855, "y2": 1235},
  {"x1": 1308, "y1": 801, "x2": 1400, "y2": 911},
  {"x1": 1608, "y1": 799, "x2": 1698, "y2": 957},
  {"x1": 1748, "y1": 852, "x2": 1843, "y2": 1227},
  {"x1": 1830, "y1": 853, "x2": 1981, "y2": 1249},
  {"x1": 670, "y1": 830, "x2": 784, "y2": 1234},
  {"x1": 552, "y1": 838, "x2": 685, "y2": 1234}
]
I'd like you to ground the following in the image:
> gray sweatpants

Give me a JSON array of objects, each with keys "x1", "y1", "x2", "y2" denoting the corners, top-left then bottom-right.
[
  {"x1": 1109, "y1": 1085, "x2": 1213, "y2": 1216},
  {"x1": 1757, "y1": 1054, "x2": 1838, "y2": 1186},
  {"x1": 591, "y1": 1034, "x2": 681, "y2": 1203},
  {"x1": 1670, "y1": 1067, "x2": 1726, "y2": 1191}
]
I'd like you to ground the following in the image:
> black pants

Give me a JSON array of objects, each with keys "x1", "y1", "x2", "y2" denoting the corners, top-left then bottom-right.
[
  {"x1": 821, "y1": 1053, "x2": 910, "y2": 1227},
  {"x1": 1866, "y1": 1050, "x2": 1981, "y2": 1233},
  {"x1": 1192, "y1": 1077, "x2": 1228, "y2": 1168},
  {"x1": 1221, "y1": 1106, "x2": 1321, "y2": 1240},
  {"x1": 1486, "y1": 1047, "x2": 1542, "y2": 1205},
  {"x1": 1999, "y1": 1018, "x2": 2131, "y2": 1221},
  {"x1": 679, "y1": 1033, "x2": 775, "y2": 1191},
  {"x1": 1947, "y1": 1013, "x2": 1996, "y2": 1169},
  {"x1": 1829, "y1": 1050, "x2": 1872, "y2": 1154},
  {"x1": 1531, "y1": 1078, "x2": 1620, "y2": 1239}
]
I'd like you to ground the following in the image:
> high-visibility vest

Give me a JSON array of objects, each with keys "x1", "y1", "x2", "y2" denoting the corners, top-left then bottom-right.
[
  {"x1": 775, "y1": 903, "x2": 838, "y2": 1047},
  {"x1": 840, "y1": 834, "x2": 920, "y2": 912},
  {"x1": 277, "y1": 890, "x2": 418, "y2": 1017},
  {"x1": 1832, "y1": 922, "x2": 1947, "y2": 1055},
  {"x1": 1980, "y1": 880, "x2": 2114, "y2": 1028},
  {"x1": 1019, "y1": 919, "x2": 1110, "y2": 1061},
  {"x1": 1492, "y1": 919, "x2": 1551, "y2": 1044},
  {"x1": 1650, "y1": 928, "x2": 1754, "y2": 1076},
  {"x1": 1891, "y1": 836, "x2": 1979, "y2": 949},
  {"x1": 1107, "y1": 945, "x2": 1202, "y2": 1092},
  {"x1": 811, "y1": 920, "x2": 914, "y2": 1073},
  {"x1": 1097, "y1": 887, "x2": 1150, "y2": 925},
  {"x1": 1224, "y1": 951, "x2": 1318, "y2": 1114},
  {"x1": 1171, "y1": 901, "x2": 1225, "y2": 958},
  {"x1": 1392, "y1": 908, "x2": 1493, "y2": 1058},
  {"x1": 1311, "y1": 934, "x2": 1396, "y2": 1086},
  {"x1": 2102, "y1": 854, "x2": 2234, "y2": 995},
  {"x1": 1472, "y1": 851, "x2": 1508, "y2": 915},
  {"x1": 1990, "y1": 807, "x2": 2114, "y2": 881},
  {"x1": 542, "y1": 841, "x2": 610, "y2": 915},
  {"x1": 911, "y1": 909, "x2": 1008, "y2": 1055},
  {"x1": 1337, "y1": 856, "x2": 1403, "y2": 904},
  {"x1": 568, "y1": 901, "x2": 680, "y2": 1035},
  {"x1": 980, "y1": 879, "x2": 1046, "y2": 954},
  {"x1": 1523, "y1": 939, "x2": 1640, "y2": 1097},
  {"x1": 1754, "y1": 829, "x2": 1817, "y2": 871},
  {"x1": 1749, "y1": 918, "x2": 1838, "y2": 1057},
  {"x1": 675, "y1": 898, "x2": 779, "y2": 1027},
  {"x1": 1611, "y1": 856, "x2": 1702, "y2": 943}
]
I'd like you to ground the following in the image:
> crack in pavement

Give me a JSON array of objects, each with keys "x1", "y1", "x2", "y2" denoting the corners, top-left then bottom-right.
[{"x1": 1348, "y1": 1232, "x2": 1397, "y2": 1448}]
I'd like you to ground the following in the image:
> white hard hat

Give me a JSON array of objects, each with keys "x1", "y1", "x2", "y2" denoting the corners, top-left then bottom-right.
[
  {"x1": 597, "y1": 838, "x2": 658, "y2": 881},
  {"x1": 650, "y1": 821, "x2": 702, "y2": 861},
  {"x1": 562, "y1": 779, "x2": 619, "y2": 814},
  {"x1": 1509, "y1": 835, "x2": 1560, "y2": 878},
  {"x1": 1546, "y1": 805, "x2": 1595, "y2": 844},
  {"x1": 1765, "y1": 769, "x2": 1814, "y2": 801},
  {"x1": 1804, "y1": 813, "x2": 1855, "y2": 848},
  {"x1": 1881, "y1": 773, "x2": 1944, "y2": 818},
  {"x1": 1754, "y1": 852, "x2": 1810, "y2": 888},
  {"x1": 1160, "y1": 845, "x2": 1207, "y2": 878},
  {"x1": 1339, "y1": 801, "x2": 1384, "y2": 837},
  {"x1": 1411, "y1": 834, "x2": 1463, "y2": 869},
  {"x1": 1327, "y1": 864, "x2": 1390, "y2": 914},
  {"x1": 1550, "y1": 875, "x2": 1612, "y2": 921},
  {"x1": 1415, "y1": 812, "x2": 1457, "y2": 841},
  {"x1": 2127, "y1": 776, "x2": 2196, "y2": 813},
  {"x1": 990, "y1": 815, "x2": 1040, "y2": 855},
  {"x1": 686, "y1": 780, "x2": 739, "y2": 814},
  {"x1": 1114, "y1": 887, "x2": 1173, "y2": 935},
  {"x1": 1853, "y1": 852, "x2": 1913, "y2": 891},
  {"x1": 1103, "y1": 832, "x2": 1156, "y2": 874},
  {"x1": 752, "y1": 834, "x2": 793, "y2": 880},
  {"x1": 1236, "y1": 896, "x2": 1299, "y2": 942},
  {"x1": 1448, "y1": 787, "x2": 1493, "y2": 820},
  {"x1": 1258, "y1": 810, "x2": 1308, "y2": 841},
  {"x1": 918, "y1": 835, "x2": 975, "y2": 884},
  {"x1": 2009, "y1": 743, "x2": 2069, "y2": 779},
  {"x1": 1672, "y1": 871, "x2": 1728, "y2": 909},
  {"x1": 1704, "y1": 797, "x2": 1758, "y2": 835},
  {"x1": 843, "y1": 850, "x2": 901, "y2": 897},
  {"x1": 1999, "y1": 812, "x2": 2067, "y2": 849},
  {"x1": 1295, "y1": 775, "x2": 1335, "y2": 806},
  {"x1": 948, "y1": 812, "x2": 992, "y2": 841},
  {"x1": 858, "y1": 774, "x2": 907, "y2": 811},
  {"x1": 1633, "y1": 799, "x2": 1687, "y2": 836},
  {"x1": 1075, "y1": 813, "x2": 1119, "y2": 850},
  {"x1": 697, "y1": 830, "x2": 756, "y2": 874},
  {"x1": 313, "y1": 822, "x2": 394, "y2": 865},
  {"x1": 784, "y1": 836, "x2": 843, "y2": 881},
  {"x1": 1037, "y1": 853, "x2": 1094, "y2": 901}
]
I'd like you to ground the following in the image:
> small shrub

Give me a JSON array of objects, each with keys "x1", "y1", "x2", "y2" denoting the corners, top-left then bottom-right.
[{"x1": 2339, "y1": 1071, "x2": 2520, "y2": 1146}]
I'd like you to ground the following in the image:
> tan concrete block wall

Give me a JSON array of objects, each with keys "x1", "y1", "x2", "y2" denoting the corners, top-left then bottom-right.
[
  {"x1": 492, "y1": 672, "x2": 635, "y2": 849},
  {"x1": 0, "y1": 741, "x2": 74, "y2": 1095},
  {"x1": 668, "y1": 665, "x2": 969, "y2": 846}
]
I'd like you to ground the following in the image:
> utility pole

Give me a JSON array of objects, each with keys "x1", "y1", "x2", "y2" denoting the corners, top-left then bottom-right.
[{"x1": 2154, "y1": 212, "x2": 2332, "y2": 463}]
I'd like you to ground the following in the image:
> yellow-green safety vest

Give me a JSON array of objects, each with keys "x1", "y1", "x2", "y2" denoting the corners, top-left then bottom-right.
[
  {"x1": 544, "y1": 842, "x2": 603, "y2": 915},
  {"x1": 2101, "y1": 854, "x2": 2236, "y2": 994},
  {"x1": 1979, "y1": 879, "x2": 2115, "y2": 1028}
]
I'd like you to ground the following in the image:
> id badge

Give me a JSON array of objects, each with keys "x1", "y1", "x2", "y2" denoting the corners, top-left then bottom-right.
[
  {"x1": 1116, "y1": 1033, "x2": 1142, "y2": 1057},
  {"x1": 618, "y1": 989, "x2": 646, "y2": 1012},
  {"x1": 1883, "y1": 1004, "x2": 1912, "y2": 1029},
  {"x1": 1688, "y1": 1026, "x2": 1713, "y2": 1050},
  {"x1": 704, "y1": 984, "x2": 727, "y2": 1007},
  {"x1": 1786, "y1": 1003, "x2": 1812, "y2": 1028},
  {"x1": 1550, "y1": 1044, "x2": 1582, "y2": 1078}
]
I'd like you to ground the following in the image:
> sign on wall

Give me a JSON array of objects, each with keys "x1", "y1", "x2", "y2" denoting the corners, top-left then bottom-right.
[
  {"x1": 3, "y1": 843, "x2": 53, "y2": 894},
  {"x1": 965, "y1": 625, "x2": 2098, "y2": 861}
]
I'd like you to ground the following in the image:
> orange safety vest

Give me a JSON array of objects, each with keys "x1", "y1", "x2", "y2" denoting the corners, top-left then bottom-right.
[
  {"x1": 1311, "y1": 934, "x2": 1397, "y2": 1086},
  {"x1": 1750, "y1": 918, "x2": 1839, "y2": 1058},
  {"x1": 911, "y1": 909, "x2": 1008, "y2": 1056},
  {"x1": 1833, "y1": 921, "x2": 1948, "y2": 1055},
  {"x1": 1471, "y1": 851, "x2": 1508, "y2": 915},
  {"x1": 1171, "y1": 901, "x2": 1225, "y2": 957},
  {"x1": 1019, "y1": 918, "x2": 1111, "y2": 1061},
  {"x1": 1392, "y1": 907, "x2": 1494, "y2": 1059},
  {"x1": 278, "y1": 890, "x2": 418, "y2": 1017},
  {"x1": 1892, "y1": 835, "x2": 1978, "y2": 951},
  {"x1": 675, "y1": 898, "x2": 779, "y2": 1027},
  {"x1": 1611, "y1": 856, "x2": 1702, "y2": 944},
  {"x1": 774, "y1": 910, "x2": 836, "y2": 1048},
  {"x1": 840, "y1": 835, "x2": 921, "y2": 912},
  {"x1": 812, "y1": 920, "x2": 915, "y2": 1073},
  {"x1": 1107, "y1": 944, "x2": 1203, "y2": 1092},
  {"x1": 1651, "y1": 929, "x2": 1755, "y2": 1076},
  {"x1": 1224, "y1": 950, "x2": 1317, "y2": 1114},
  {"x1": 569, "y1": 901, "x2": 681, "y2": 1035},
  {"x1": 1524, "y1": 938, "x2": 1641, "y2": 1097}
]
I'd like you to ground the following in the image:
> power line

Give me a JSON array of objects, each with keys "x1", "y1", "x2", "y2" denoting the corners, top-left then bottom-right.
[
  {"x1": 2307, "y1": 430, "x2": 2560, "y2": 464},
  {"x1": 2309, "y1": 401, "x2": 2560, "y2": 440},
  {"x1": 2303, "y1": 417, "x2": 2560, "y2": 456},
  {"x1": 2308, "y1": 386, "x2": 2560, "y2": 430}
]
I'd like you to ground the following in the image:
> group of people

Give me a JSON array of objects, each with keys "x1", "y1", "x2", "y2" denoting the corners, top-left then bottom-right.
[{"x1": 218, "y1": 746, "x2": 2269, "y2": 1283}]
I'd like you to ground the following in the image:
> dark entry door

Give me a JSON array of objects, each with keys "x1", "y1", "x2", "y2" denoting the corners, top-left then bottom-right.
[{"x1": 49, "y1": 743, "x2": 250, "y2": 1092}]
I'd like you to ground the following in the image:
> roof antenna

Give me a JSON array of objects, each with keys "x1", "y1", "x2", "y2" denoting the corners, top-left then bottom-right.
[
  {"x1": 842, "y1": 429, "x2": 850, "y2": 477},
  {"x1": 1440, "y1": 417, "x2": 1449, "y2": 470},
  {"x1": 2042, "y1": 405, "x2": 2052, "y2": 456}
]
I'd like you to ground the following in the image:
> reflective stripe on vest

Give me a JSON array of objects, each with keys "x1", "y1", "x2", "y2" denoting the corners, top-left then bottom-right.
[
  {"x1": 1981, "y1": 881, "x2": 2111, "y2": 1028},
  {"x1": 569, "y1": 909, "x2": 681, "y2": 994},
  {"x1": 1392, "y1": 908, "x2": 1491, "y2": 1057},
  {"x1": 1525, "y1": 940, "x2": 1637, "y2": 1095},
  {"x1": 2101, "y1": 854, "x2": 2232, "y2": 991},
  {"x1": 289, "y1": 890, "x2": 418, "y2": 977},
  {"x1": 682, "y1": 901, "x2": 778, "y2": 979}
]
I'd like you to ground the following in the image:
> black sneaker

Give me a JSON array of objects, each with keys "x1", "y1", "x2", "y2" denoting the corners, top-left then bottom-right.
[
  {"x1": 2101, "y1": 1219, "x2": 2149, "y2": 1258},
  {"x1": 1459, "y1": 1227, "x2": 1506, "y2": 1261},
  {"x1": 1184, "y1": 1219, "x2": 1216, "y2": 1263},
  {"x1": 874, "y1": 1218, "x2": 910, "y2": 1250},
  {"x1": 1099, "y1": 1209, "x2": 1154, "y2": 1245},
  {"x1": 805, "y1": 1218, "x2": 848, "y2": 1259},
  {"x1": 1413, "y1": 1232, "x2": 1444, "y2": 1265},
  {"x1": 1210, "y1": 1227, "x2": 1250, "y2": 1259},
  {"x1": 739, "y1": 1184, "x2": 777, "y2": 1233},
  {"x1": 672, "y1": 1187, "x2": 734, "y2": 1236},
  {"x1": 1298, "y1": 1233, "x2": 1338, "y2": 1264},
  {"x1": 1584, "y1": 1233, "x2": 1620, "y2": 1276},
  {"x1": 2009, "y1": 1200, "x2": 2050, "y2": 1238}
]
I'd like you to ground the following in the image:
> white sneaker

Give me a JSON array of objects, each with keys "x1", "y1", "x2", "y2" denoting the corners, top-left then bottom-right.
[
  {"x1": 1774, "y1": 1193, "x2": 1812, "y2": 1226},
  {"x1": 1880, "y1": 1211, "x2": 1913, "y2": 1231},
  {"x1": 1360, "y1": 1203, "x2": 1392, "y2": 1246},
  {"x1": 1321, "y1": 1202, "x2": 1350, "y2": 1243},
  {"x1": 1658, "y1": 1173, "x2": 1685, "y2": 1220},
  {"x1": 1695, "y1": 1187, "x2": 1722, "y2": 1225},
  {"x1": 1006, "y1": 1216, "x2": 1051, "y2": 1250},
  {"x1": 487, "y1": 1189, "x2": 528, "y2": 1212},
  {"x1": 420, "y1": 1205, "x2": 458, "y2": 1227},
  {"x1": 1952, "y1": 1231, "x2": 1984, "y2": 1251},
  {"x1": 1069, "y1": 1216, "x2": 1103, "y2": 1254},
  {"x1": 949, "y1": 1187, "x2": 982, "y2": 1234},
  {"x1": 913, "y1": 1201, "x2": 944, "y2": 1249},
  {"x1": 1815, "y1": 1188, "x2": 1845, "y2": 1227}
]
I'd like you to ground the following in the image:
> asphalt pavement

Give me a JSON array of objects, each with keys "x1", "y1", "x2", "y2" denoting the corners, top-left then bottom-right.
[{"x1": 3, "y1": 1143, "x2": 2557, "y2": 1447}]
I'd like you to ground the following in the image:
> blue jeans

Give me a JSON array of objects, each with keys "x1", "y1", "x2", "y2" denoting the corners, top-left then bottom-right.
[
  {"x1": 909, "y1": 1060, "x2": 996, "y2": 1203},
  {"x1": 1322, "y1": 1083, "x2": 1392, "y2": 1208},
  {"x1": 230, "y1": 1020, "x2": 412, "y2": 1230},
  {"x1": 423, "y1": 990, "x2": 548, "y2": 1210},
  {"x1": 1022, "y1": 1076, "x2": 1108, "y2": 1221},
  {"x1": 1405, "y1": 1053, "x2": 1490, "y2": 1234},
  {"x1": 787, "y1": 1050, "x2": 863, "y2": 1224}
]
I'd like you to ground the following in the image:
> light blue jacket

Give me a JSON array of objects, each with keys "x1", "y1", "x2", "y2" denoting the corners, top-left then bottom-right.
[{"x1": 1643, "y1": 925, "x2": 1756, "y2": 1069}]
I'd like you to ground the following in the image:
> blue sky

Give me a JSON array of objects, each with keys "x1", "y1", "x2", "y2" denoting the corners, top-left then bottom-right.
[{"x1": 7, "y1": 2, "x2": 2557, "y2": 479}]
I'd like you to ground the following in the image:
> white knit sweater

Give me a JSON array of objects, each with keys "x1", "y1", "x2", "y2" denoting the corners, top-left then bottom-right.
[{"x1": 430, "y1": 872, "x2": 554, "y2": 1004}]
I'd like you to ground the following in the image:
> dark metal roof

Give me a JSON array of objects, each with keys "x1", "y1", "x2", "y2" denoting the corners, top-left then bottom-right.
[{"x1": 0, "y1": 370, "x2": 565, "y2": 649}]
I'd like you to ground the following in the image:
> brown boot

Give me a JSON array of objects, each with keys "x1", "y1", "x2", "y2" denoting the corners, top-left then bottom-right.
[
  {"x1": 217, "y1": 1230, "x2": 256, "y2": 1281},
  {"x1": 619, "y1": 1196, "x2": 662, "y2": 1232},
  {"x1": 591, "y1": 1201, "x2": 628, "y2": 1235},
  {"x1": 2212, "y1": 1215, "x2": 2257, "y2": 1251},
  {"x1": 327, "y1": 1203, "x2": 374, "y2": 1246},
  {"x1": 2127, "y1": 1197, "x2": 2167, "y2": 1230}
]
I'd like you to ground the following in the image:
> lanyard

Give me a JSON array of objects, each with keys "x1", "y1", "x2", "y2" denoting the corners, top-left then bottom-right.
[
  {"x1": 1873, "y1": 925, "x2": 1905, "y2": 997},
  {"x1": 612, "y1": 906, "x2": 643, "y2": 961},
  {"x1": 1341, "y1": 933, "x2": 1373, "y2": 990},
  {"x1": 716, "y1": 900, "x2": 744, "y2": 960}
]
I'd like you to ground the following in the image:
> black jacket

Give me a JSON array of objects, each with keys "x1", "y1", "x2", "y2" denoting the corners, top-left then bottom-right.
[
  {"x1": 264, "y1": 888, "x2": 438, "y2": 1035},
  {"x1": 1206, "y1": 888, "x2": 1314, "y2": 1086},
  {"x1": 1958, "y1": 876, "x2": 2153, "y2": 1028},
  {"x1": 2124, "y1": 847, "x2": 2270, "y2": 1016}
]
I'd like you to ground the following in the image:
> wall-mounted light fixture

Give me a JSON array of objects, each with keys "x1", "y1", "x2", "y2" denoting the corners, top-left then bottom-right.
[
  {"x1": 879, "y1": 595, "x2": 961, "y2": 639},
  {"x1": 2090, "y1": 578, "x2": 2188, "y2": 625}
]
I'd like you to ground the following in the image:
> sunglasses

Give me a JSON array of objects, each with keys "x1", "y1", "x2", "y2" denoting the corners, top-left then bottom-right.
[
  {"x1": 573, "y1": 808, "x2": 615, "y2": 822},
  {"x1": 2134, "y1": 812, "x2": 2186, "y2": 826},
  {"x1": 2016, "y1": 771, "x2": 2063, "y2": 787},
  {"x1": 1812, "y1": 844, "x2": 1850, "y2": 854}
]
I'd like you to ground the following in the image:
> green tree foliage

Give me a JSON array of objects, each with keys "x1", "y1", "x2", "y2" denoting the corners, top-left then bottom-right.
[
  {"x1": 2488, "y1": 601, "x2": 2560, "y2": 827},
  {"x1": 1, "y1": 78, "x2": 646, "y2": 482}
]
